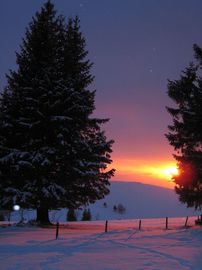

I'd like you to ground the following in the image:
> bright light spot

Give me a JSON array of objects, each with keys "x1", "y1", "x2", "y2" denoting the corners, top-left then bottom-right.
[
  {"x1": 162, "y1": 166, "x2": 179, "y2": 179},
  {"x1": 13, "y1": 205, "x2": 20, "y2": 211}
]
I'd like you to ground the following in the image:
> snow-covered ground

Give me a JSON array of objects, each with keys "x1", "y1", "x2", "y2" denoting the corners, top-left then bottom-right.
[
  {"x1": 1, "y1": 182, "x2": 201, "y2": 269},
  {"x1": 0, "y1": 217, "x2": 202, "y2": 270}
]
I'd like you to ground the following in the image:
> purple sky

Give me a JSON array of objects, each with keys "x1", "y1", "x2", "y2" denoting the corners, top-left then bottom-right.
[{"x1": 1, "y1": 0, "x2": 202, "y2": 187}]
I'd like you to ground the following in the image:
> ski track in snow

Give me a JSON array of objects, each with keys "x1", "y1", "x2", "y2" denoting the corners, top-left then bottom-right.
[{"x1": 0, "y1": 218, "x2": 202, "y2": 270}]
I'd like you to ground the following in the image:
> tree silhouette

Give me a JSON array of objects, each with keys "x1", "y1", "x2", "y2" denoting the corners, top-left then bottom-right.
[
  {"x1": 67, "y1": 209, "x2": 77, "y2": 222},
  {"x1": 166, "y1": 44, "x2": 202, "y2": 211},
  {"x1": 0, "y1": 1, "x2": 114, "y2": 224}
]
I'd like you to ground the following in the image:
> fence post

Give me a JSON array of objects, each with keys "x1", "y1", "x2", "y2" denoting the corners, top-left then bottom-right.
[
  {"x1": 139, "y1": 219, "x2": 142, "y2": 230},
  {"x1": 185, "y1": 216, "x2": 189, "y2": 227},
  {"x1": 56, "y1": 222, "x2": 59, "y2": 239},
  {"x1": 166, "y1": 217, "x2": 168, "y2": 230},
  {"x1": 105, "y1": 220, "x2": 108, "y2": 233}
]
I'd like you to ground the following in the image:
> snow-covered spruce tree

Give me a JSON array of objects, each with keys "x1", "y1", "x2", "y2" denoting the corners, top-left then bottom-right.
[
  {"x1": 81, "y1": 208, "x2": 91, "y2": 221},
  {"x1": 0, "y1": 1, "x2": 114, "y2": 224},
  {"x1": 67, "y1": 208, "x2": 77, "y2": 222},
  {"x1": 166, "y1": 44, "x2": 202, "y2": 212}
]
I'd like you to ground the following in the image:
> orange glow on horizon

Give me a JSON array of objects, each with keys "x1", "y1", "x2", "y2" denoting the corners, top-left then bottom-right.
[{"x1": 109, "y1": 157, "x2": 178, "y2": 189}]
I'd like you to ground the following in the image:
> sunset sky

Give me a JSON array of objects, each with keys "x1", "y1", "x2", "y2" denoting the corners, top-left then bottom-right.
[{"x1": 1, "y1": 0, "x2": 202, "y2": 189}]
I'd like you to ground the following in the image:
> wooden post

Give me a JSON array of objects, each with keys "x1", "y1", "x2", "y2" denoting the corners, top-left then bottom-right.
[
  {"x1": 105, "y1": 220, "x2": 108, "y2": 233},
  {"x1": 166, "y1": 217, "x2": 168, "y2": 230},
  {"x1": 56, "y1": 222, "x2": 59, "y2": 239},
  {"x1": 139, "y1": 219, "x2": 142, "y2": 230},
  {"x1": 185, "y1": 216, "x2": 189, "y2": 227}
]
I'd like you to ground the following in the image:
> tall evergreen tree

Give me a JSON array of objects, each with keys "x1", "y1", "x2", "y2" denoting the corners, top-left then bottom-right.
[
  {"x1": 0, "y1": 1, "x2": 114, "y2": 224},
  {"x1": 166, "y1": 44, "x2": 202, "y2": 211}
]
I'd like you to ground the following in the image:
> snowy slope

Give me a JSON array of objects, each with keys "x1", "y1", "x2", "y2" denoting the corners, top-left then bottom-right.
[
  {"x1": 0, "y1": 218, "x2": 202, "y2": 270},
  {"x1": 88, "y1": 181, "x2": 198, "y2": 220},
  {"x1": 9, "y1": 181, "x2": 198, "y2": 222}
]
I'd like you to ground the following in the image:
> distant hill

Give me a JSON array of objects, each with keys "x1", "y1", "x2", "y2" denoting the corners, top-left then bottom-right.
[
  {"x1": 10, "y1": 181, "x2": 199, "y2": 222},
  {"x1": 87, "y1": 181, "x2": 198, "y2": 220}
]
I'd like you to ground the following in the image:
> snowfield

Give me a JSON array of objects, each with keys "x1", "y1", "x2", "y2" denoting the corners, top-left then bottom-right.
[{"x1": 0, "y1": 217, "x2": 202, "y2": 270}]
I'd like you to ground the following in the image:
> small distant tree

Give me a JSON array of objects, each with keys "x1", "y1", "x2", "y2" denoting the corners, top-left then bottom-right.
[
  {"x1": 166, "y1": 44, "x2": 202, "y2": 212},
  {"x1": 67, "y1": 208, "x2": 77, "y2": 221},
  {"x1": 113, "y1": 205, "x2": 117, "y2": 212},
  {"x1": 81, "y1": 208, "x2": 91, "y2": 221},
  {"x1": 103, "y1": 202, "x2": 107, "y2": 208},
  {"x1": 117, "y1": 203, "x2": 126, "y2": 214}
]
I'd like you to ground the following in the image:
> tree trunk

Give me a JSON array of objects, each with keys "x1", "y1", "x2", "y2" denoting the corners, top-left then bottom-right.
[{"x1": 36, "y1": 207, "x2": 51, "y2": 225}]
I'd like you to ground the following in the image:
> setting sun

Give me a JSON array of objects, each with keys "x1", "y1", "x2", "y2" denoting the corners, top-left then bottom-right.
[
  {"x1": 145, "y1": 164, "x2": 179, "y2": 182},
  {"x1": 160, "y1": 166, "x2": 179, "y2": 179}
]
